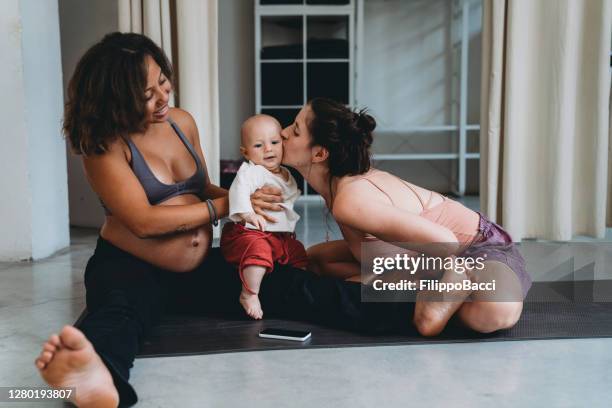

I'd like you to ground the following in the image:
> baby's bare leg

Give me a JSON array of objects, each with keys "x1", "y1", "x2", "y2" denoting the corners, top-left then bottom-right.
[{"x1": 240, "y1": 265, "x2": 267, "y2": 319}]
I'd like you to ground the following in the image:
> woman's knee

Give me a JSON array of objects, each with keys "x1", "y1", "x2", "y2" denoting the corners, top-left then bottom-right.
[{"x1": 459, "y1": 301, "x2": 522, "y2": 333}]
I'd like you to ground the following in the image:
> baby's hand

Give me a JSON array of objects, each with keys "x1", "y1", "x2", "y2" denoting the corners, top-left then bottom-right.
[{"x1": 242, "y1": 213, "x2": 267, "y2": 231}]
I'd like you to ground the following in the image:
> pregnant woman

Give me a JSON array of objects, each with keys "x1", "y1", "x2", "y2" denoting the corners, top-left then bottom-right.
[{"x1": 34, "y1": 33, "x2": 411, "y2": 408}]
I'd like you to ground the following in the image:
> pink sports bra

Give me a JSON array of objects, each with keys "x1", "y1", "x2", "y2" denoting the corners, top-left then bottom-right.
[{"x1": 356, "y1": 174, "x2": 480, "y2": 245}]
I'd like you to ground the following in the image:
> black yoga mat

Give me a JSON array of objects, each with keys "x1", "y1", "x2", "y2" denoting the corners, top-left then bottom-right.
[{"x1": 76, "y1": 280, "x2": 612, "y2": 358}]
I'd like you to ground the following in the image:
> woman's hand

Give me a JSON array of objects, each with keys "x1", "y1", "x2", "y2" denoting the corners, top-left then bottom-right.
[{"x1": 250, "y1": 186, "x2": 283, "y2": 223}]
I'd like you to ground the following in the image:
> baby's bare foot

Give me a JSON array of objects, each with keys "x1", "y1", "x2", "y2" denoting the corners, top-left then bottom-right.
[
  {"x1": 35, "y1": 326, "x2": 119, "y2": 408},
  {"x1": 239, "y1": 291, "x2": 264, "y2": 320}
]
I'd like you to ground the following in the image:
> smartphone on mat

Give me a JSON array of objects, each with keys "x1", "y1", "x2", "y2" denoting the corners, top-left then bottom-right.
[{"x1": 259, "y1": 328, "x2": 312, "y2": 342}]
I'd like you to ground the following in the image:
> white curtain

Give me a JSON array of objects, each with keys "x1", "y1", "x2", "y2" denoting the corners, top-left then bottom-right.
[
  {"x1": 117, "y1": 0, "x2": 220, "y2": 185},
  {"x1": 480, "y1": 0, "x2": 612, "y2": 241},
  {"x1": 118, "y1": 0, "x2": 172, "y2": 57},
  {"x1": 176, "y1": 0, "x2": 220, "y2": 186}
]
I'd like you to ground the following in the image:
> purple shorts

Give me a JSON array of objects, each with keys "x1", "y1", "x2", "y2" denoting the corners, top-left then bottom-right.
[{"x1": 461, "y1": 212, "x2": 532, "y2": 299}]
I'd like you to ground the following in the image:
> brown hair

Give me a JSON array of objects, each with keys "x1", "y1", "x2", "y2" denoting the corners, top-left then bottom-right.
[
  {"x1": 307, "y1": 97, "x2": 376, "y2": 178},
  {"x1": 63, "y1": 32, "x2": 173, "y2": 155}
]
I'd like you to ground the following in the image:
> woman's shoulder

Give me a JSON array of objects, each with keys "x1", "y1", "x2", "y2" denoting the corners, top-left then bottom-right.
[
  {"x1": 83, "y1": 135, "x2": 131, "y2": 164},
  {"x1": 168, "y1": 106, "x2": 194, "y2": 122},
  {"x1": 333, "y1": 169, "x2": 392, "y2": 211},
  {"x1": 168, "y1": 107, "x2": 197, "y2": 142},
  {"x1": 336, "y1": 169, "x2": 382, "y2": 192},
  {"x1": 81, "y1": 136, "x2": 133, "y2": 186},
  {"x1": 331, "y1": 171, "x2": 368, "y2": 206}
]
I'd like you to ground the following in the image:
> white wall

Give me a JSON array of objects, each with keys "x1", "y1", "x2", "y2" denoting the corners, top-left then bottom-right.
[
  {"x1": 219, "y1": 0, "x2": 255, "y2": 160},
  {"x1": 58, "y1": 0, "x2": 118, "y2": 227},
  {"x1": 0, "y1": 0, "x2": 69, "y2": 261},
  {"x1": 0, "y1": 1, "x2": 32, "y2": 261},
  {"x1": 360, "y1": 0, "x2": 482, "y2": 193},
  {"x1": 218, "y1": 0, "x2": 482, "y2": 193}
]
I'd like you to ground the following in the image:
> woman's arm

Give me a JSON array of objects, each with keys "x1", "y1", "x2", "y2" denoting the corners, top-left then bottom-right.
[
  {"x1": 84, "y1": 140, "x2": 224, "y2": 239},
  {"x1": 332, "y1": 184, "x2": 460, "y2": 257},
  {"x1": 203, "y1": 183, "x2": 228, "y2": 200}
]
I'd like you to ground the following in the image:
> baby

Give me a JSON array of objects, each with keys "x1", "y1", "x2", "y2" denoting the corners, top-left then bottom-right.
[{"x1": 220, "y1": 114, "x2": 308, "y2": 319}]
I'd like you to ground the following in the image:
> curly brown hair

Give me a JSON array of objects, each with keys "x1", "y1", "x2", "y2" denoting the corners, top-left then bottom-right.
[{"x1": 63, "y1": 32, "x2": 173, "y2": 155}]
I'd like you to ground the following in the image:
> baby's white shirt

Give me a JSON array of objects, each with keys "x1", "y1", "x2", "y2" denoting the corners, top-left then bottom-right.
[{"x1": 228, "y1": 161, "x2": 301, "y2": 232}]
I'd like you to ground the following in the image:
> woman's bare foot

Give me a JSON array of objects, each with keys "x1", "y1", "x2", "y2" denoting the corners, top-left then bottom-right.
[
  {"x1": 35, "y1": 326, "x2": 119, "y2": 408},
  {"x1": 413, "y1": 267, "x2": 473, "y2": 336},
  {"x1": 240, "y1": 290, "x2": 264, "y2": 319}
]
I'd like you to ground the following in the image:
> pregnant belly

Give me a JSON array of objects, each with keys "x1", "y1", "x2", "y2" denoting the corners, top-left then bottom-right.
[{"x1": 100, "y1": 194, "x2": 213, "y2": 272}]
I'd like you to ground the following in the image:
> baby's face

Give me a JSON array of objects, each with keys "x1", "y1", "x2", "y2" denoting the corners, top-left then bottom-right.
[{"x1": 242, "y1": 121, "x2": 283, "y2": 172}]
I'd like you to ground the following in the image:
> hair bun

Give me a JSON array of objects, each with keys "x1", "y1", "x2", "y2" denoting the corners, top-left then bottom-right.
[
  {"x1": 355, "y1": 110, "x2": 376, "y2": 133},
  {"x1": 349, "y1": 109, "x2": 374, "y2": 149}
]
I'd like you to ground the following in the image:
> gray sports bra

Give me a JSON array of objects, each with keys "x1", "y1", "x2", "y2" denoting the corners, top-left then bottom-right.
[{"x1": 101, "y1": 118, "x2": 207, "y2": 215}]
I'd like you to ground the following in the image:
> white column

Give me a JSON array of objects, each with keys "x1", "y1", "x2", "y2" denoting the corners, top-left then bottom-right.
[
  {"x1": 160, "y1": 0, "x2": 173, "y2": 60},
  {"x1": 143, "y1": 0, "x2": 162, "y2": 45},
  {"x1": 457, "y1": 0, "x2": 469, "y2": 196},
  {"x1": 160, "y1": 0, "x2": 175, "y2": 106},
  {"x1": 0, "y1": 0, "x2": 69, "y2": 261},
  {"x1": 176, "y1": 0, "x2": 220, "y2": 186},
  {"x1": 130, "y1": 0, "x2": 142, "y2": 33},
  {"x1": 118, "y1": 0, "x2": 132, "y2": 32}
]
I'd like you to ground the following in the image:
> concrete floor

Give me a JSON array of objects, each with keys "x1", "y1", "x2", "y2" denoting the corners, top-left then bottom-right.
[{"x1": 1, "y1": 198, "x2": 612, "y2": 407}]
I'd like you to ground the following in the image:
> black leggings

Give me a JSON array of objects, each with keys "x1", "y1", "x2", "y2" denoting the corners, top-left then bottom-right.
[{"x1": 77, "y1": 237, "x2": 414, "y2": 407}]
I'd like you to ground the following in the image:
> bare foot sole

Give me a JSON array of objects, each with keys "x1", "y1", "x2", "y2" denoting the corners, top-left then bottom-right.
[
  {"x1": 239, "y1": 291, "x2": 264, "y2": 320},
  {"x1": 35, "y1": 326, "x2": 119, "y2": 408},
  {"x1": 414, "y1": 299, "x2": 457, "y2": 336},
  {"x1": 414, "y1": 288, "x2": 470, "y2": 336}
]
